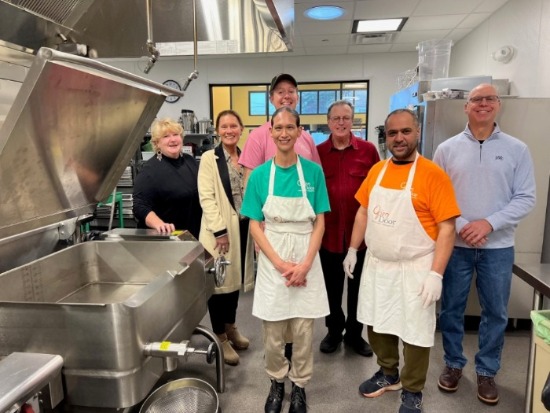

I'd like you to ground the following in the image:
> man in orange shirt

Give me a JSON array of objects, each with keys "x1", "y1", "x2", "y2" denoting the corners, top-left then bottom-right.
[{"x1": 344, "y1": 109, "x2": 460, "y2": 413}]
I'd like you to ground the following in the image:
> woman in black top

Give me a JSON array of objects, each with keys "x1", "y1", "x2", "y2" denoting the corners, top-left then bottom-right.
[{"x1": 133, "y1": 118, "x2": 202, "y2": 238}]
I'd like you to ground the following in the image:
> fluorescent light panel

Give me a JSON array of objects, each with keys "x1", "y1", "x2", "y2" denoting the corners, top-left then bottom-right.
[{"x1": 353, "y1": 18, "x2": 407, "y2": 33}]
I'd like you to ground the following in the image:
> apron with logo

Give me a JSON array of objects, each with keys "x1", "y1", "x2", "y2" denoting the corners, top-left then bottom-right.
[
  {"x1": 357, "y1": 154, "x2": 437, "y2": 347},
  {"x1": 252, "y1": 158, "x2": 329, "y2": 321}
]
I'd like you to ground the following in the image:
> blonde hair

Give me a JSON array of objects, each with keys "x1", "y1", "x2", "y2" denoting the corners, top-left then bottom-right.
[{"x1": 150, "y1": 118, "x2": 183, "y2": 152}]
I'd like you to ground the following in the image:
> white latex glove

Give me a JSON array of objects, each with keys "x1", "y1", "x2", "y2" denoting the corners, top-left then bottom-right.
[
  {"x1": 343, "y1": 247, "x2": 358, "y2": 279},
  {"x1": 418, "y1": 270, "x2": 443, "y2": 309}
]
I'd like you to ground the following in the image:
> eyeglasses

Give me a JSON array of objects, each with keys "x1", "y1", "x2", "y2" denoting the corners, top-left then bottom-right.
[
  {"x1": 468, "y1": 95, "x2": 500, "y2": 104},
  {"x1": 329, "y1": 116, "x2": 352, "y2": 122}
]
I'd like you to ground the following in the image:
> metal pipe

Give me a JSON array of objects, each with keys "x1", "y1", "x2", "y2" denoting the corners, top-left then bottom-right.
[
  {"x1": 181, "y1": 0, "x2": 199, "y2": 92},
  {"x1": 192, "y1": 0, "x2": 198, "y2": 76},
  {"x1": 194, "y1": 324, "x2": 225, "y2": 393},
  {"x1": 37, "y1": 48, "x2": 183, "y2": 97},
  {"x1": 143, "y1": 0, "x2": 159, "y2": 74},
  {"x1": 524, "y1": 291, "x2": 543, "y2": 413},
  {"x1": 541, "y1": 175, "x2": 550, "y2": 264}
]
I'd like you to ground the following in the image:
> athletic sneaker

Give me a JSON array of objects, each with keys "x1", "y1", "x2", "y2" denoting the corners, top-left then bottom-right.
[
  {"x1": 399, "y1": 390, "x2": 423, "y2": 413},
  {"x1": 359, "y1": 369, "x2": 402, "y2": 398}
]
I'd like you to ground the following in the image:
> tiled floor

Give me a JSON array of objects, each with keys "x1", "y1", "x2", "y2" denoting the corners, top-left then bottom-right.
[{"x1": 171, "y1": 290, "x2": 530, "y2": 413}]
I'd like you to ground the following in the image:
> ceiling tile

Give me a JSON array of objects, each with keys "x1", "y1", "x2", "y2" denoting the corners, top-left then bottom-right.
[
  {"x1": 347, "y1": 44, "x2": 393, "y2": 53},
  {"x1": 413, "y1": 0, "x2": 483, "y2": 16},
  {"x1": 354, "y1": 0, "x2": 419, "y2": 19},
  {"x1": 295, "y1": 20, "x2": 353, "y2": 36},
  {"x1": 394, "y1": 30, "x2": 451, "y2": 44},
  {"x1": 304, "y1": 46, "x2": 352, "y2": 55},
  {"x1": 300, "y1": 34, "x2": 351, "y2": 47},
  {"x1": 279, "y1": 0, "x2": 510, "y2": 57},
  {"x1": 457, "y1": 12, "x2": 491, "y2": 29},
  {"x1": 404, "y1": 15, "x2": 467, "y2": 31},
  {"x1": 474, "y1": 0, "x2": 510, "y2": 13}
]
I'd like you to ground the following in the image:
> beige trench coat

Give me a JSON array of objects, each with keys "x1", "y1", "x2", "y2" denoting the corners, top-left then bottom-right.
[{"x1": 198, "y1": 147, "x2": 255, "y2": 294}]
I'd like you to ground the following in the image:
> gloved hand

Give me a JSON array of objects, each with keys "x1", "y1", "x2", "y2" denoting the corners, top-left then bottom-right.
[
  {"x1": 418, "y1": 270, "x2": 443, "y2": 309},
  {"x1": 343, "y1": 247, "x2": 358, "y2": 279}
]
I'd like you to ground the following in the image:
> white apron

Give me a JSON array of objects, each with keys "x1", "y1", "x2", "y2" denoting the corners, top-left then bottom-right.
[
  {"x1": 357, "y1": 154, "x2": 437, "y2": 347},
  {"x1": 252, "y1": 158, "x2": 329, "y2": 321}
]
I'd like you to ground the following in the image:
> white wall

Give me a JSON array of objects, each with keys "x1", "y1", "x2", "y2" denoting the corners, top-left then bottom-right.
[
  {"x1": 106, "y1": 52, "x2": 417, "y2": 143},
  {"x1": 450, "y1": 0, "x2": 550, "y2": 97}
]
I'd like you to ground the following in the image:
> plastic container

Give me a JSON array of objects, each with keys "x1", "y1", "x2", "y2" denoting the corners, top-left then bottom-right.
[
  {"x1": 417, "y1": 39, "x2": 453, "y2": 81},
  {"x1": 531, "y1": 310, "x2": 550, "y2": 345}
]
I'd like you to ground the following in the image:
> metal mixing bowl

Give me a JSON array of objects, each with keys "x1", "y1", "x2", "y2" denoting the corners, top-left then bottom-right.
[{"x1": 140, "y1": 378, "x2": 219, "y2": 413}]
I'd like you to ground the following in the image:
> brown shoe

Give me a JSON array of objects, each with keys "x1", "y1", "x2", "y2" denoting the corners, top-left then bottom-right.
[
  {"x1": 217, "y1": 333, "x2": 240, "y2": 365},
  {"x1": 438, "y1": 366, "x2": 462, "y2": 392},
  {"x1": 477, "y1": 374, "x2": 499, "y2": 405},
  {"x1": 225, "y1": 324, "x2": 250, "y2": 350}
]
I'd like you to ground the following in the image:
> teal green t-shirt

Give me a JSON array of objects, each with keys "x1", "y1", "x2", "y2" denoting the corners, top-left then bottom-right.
[{"x1": 241, "y1": 156, "x2": 330, "y2": 221}]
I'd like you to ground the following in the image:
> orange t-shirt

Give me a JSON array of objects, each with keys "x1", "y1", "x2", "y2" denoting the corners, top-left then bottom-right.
[{"x1": 355, "y1": 157, "x2": 460, "y2": 240}]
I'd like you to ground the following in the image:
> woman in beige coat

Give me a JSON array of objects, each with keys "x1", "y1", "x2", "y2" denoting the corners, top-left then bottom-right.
[{"x1": 198, "y1": 110, "x2": 255, "y2": 366}]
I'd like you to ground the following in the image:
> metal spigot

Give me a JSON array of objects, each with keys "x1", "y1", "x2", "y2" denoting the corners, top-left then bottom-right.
[{"x1": 143, "y1": 340, "x2": 217, "y2": 372}]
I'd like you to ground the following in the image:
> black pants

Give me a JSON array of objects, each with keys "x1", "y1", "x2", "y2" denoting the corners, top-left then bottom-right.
[
  {"x1": 208, "y1": 218, "x2": 249, "y2": 335},
  {"x1": 208, "y1": 290, "x2": 239, "y2": 334},
  {"x1": 319, "y1": 247, "x2": 366, "y2": 340}
]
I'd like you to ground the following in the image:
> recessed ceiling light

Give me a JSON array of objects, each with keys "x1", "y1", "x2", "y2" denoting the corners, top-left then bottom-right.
[
  {"x1": 305, "y1": 6, "x2": 345, "y2": 21},
  {"x1": 352, "y1": 18, "x2": 407, "y2": 33}
]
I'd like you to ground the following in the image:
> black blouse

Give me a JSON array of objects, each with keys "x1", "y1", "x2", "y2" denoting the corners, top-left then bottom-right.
[{"x1": 133, "y1": 154, "x2": 202, "y2": 238}]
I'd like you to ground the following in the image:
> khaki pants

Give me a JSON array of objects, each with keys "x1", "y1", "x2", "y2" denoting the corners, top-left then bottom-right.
[
  {"x1": 367, "y1": 325, "x2": 431, "y2": 392},
  {"x1": 263, "y1": 318, "x2": 314, "y2": 387}
]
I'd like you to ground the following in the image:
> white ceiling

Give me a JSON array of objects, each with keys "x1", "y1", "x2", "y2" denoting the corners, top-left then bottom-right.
[{"x1": 289, "y1": 0, "x2": 510, "y2": 56}]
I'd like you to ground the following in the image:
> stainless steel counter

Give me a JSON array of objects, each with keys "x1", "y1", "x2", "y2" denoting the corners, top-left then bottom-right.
[
  {"x1": 514, "y1": 263, "x2": 550, "y2": 299},
  {"x1": 513, "y1": 263, "x2": 550, "y2": 413}
]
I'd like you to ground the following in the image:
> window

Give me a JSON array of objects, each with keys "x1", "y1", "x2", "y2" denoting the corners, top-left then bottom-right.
[
  {"x1": 319, "y1": 90, "x2": 337, "y2": 113},
  {"x1": 342, "y1": 89, "x2": 367, "y2": 114},
  {"x1": 211, "y1": 80, "x2": 369, "y2": 144},
  {"x1": 300, "y1": 91, "x2": 318, "y2": 114},
  {"x1": 249, "y1": 91, "x2": 268, "y2": 116}
]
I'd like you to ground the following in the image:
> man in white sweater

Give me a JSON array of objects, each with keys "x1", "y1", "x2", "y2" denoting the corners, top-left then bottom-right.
[{"x1": 433, "y1": 83, "x2": 536, "y2": 406}]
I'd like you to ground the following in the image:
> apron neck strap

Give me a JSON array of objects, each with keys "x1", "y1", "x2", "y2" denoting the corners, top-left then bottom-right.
[
  {"x1": 268, "y1": 157, "x2": 307, "y2": 198},
  {"x1": 376, "y1": 152, "x2": 419, "y2": 190}
]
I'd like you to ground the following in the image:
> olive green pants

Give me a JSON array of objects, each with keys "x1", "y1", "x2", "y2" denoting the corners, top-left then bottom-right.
[{"x1": 367, "y1": 325, "x2": 431, "y2": 393}]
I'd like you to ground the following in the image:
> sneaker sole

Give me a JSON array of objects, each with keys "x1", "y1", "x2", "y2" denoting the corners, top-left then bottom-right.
[
  {"x1": 361, "y1": 382, "x2": 402, "y2": 398},
  {"x1": 437, "y1": 380, "x2": 459, "y2": 393},
  {"x1": 477, "y1": 393, "x2": 499, "y2": 405}
]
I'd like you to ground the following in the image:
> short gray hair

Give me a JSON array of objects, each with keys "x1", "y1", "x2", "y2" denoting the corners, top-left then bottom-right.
[{"x1": 327, "y1": 100, "x2": 355, "y2": 119}]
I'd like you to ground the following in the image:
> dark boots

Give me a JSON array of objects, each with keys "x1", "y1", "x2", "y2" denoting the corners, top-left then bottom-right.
[
  {"x1": 289, "y1": 382, "x2": 307, "y2": 413},
  {"x1": 265, "y1": 380, "x2": 285, "y2": 413},
  {"x1": 265, "y1": 380, "x2": 307, "y2": 413}
]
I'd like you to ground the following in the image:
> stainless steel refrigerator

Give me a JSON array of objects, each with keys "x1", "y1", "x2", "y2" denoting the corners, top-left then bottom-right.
[{"x1": 420, "y1": 98, "x2": 550, "y2": 318}]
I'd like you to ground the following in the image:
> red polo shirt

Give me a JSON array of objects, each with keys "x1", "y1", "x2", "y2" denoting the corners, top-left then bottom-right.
[{"x1": 317, "y1": 133, "x2": 380, "y2": 253}]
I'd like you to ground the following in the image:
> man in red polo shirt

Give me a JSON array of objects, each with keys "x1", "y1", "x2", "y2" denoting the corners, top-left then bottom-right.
[{"x1": 316, "y1": 100, "x2": 380, "y2": 356}]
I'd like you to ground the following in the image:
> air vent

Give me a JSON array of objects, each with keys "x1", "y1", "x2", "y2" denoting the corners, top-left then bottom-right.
[{"x1": 353, "y1": 32, "x2": 396, "y2": 45}]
